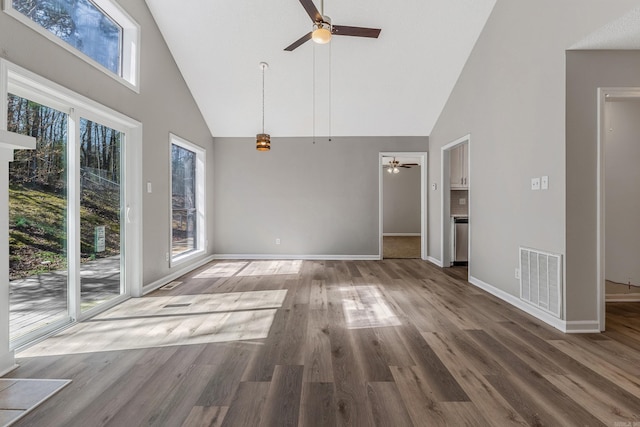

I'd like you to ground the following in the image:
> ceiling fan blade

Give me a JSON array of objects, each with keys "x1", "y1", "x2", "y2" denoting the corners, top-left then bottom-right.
[
  {"x1": 399, "y1": 165, "x2": 412, "y2": 168},
  {"x1": 402, "y1": 163, "x2": 419, "y2": 166},
  {"x1": 299, "y1": 0, "x2": 322, "y2": 22},
  {"x1": 332, "y1": 25, "x2": 381, "y2": 38},
  {"x1": 284, "y1": 32, "x2": 313, "y2": 51}
]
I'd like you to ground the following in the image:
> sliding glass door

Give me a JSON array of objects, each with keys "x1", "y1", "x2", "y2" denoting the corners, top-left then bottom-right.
[
  {"x1": 8, "y1": 94, "x2": 70, "y2": 341},
  {"x1": 7, "y1": 95, "x2": 127, "y2": 345},
  {"x1": 79, "y1": 118, "x2": 123, "y2": 313}
]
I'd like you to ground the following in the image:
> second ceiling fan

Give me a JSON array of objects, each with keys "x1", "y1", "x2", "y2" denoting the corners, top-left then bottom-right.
[
  {"x1": 386, "y1": 158, "x2": 419, "y2": 174},
  {"x1": 284, "y1": 0, "x2": 381, "y2": 51}
]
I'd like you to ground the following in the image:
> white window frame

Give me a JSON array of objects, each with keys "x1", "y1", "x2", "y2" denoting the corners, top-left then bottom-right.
[
  {"x1": 1, "y1": 58, "x2": 143, "y2": 347},
  {"x1": 3, "y1": 0, "x2": 141, "y2": 92},
  {"x1": 169, "y1": 133, "x2": 206, "y2": 267}
]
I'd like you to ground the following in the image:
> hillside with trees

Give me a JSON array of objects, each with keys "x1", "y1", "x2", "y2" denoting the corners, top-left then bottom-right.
[{"x1": 8, "y1": 94, "x2": 121, "y2": 280}]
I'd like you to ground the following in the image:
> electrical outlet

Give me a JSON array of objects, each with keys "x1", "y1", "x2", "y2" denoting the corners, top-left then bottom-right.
[
  {"x1": 515, "y1": 267, "x2": 520, "y2": 279},
  {"x1": 275, "y1": 238, "x2": 281, "y2": 245},
  {"x1": 531, "y1": 177, "x2": 540, "y2": 190},
  {"x1": 165, "y1": 252, "x2": 169, "y2": 261}
]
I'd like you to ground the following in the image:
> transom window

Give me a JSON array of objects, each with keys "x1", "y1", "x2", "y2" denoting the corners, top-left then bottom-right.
[{"x1": 4, "y1": 0, "x2": 140, "y2": 90}]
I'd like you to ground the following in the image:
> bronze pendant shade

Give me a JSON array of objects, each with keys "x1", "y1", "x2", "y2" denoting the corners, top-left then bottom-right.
[{"x1": 256, "y1": 133, "x2": 270, "y2": 151}]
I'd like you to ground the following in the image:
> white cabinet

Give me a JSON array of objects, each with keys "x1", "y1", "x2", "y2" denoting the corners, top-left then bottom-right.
[{"x1": 450, "y1": 143, "x2": 469, "y2": 189}]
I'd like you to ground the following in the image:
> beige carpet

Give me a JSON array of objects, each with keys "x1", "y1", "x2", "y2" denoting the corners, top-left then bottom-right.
[{"x1": 383, "y1": 236, "x2": 421, "y2": 259}]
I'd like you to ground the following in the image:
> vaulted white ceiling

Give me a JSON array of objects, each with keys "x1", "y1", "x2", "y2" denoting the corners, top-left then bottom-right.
[{"x1": 146, "y1": 0, "x2": 497, "y2": 137}]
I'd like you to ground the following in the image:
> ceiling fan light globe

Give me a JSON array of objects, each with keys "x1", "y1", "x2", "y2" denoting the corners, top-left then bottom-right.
[
  {"x1": 312, "y1": 27, "x2": 332, "y2": 44},
  {"x1": 393, "y1": 167, "x2": 400, "y2": 174}
]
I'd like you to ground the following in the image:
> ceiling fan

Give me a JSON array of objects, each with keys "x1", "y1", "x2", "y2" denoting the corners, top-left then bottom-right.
[
  {"x1": 385, "y1": 158, "x2": 419, "y2": 174},
  {"x1": 284, "y1": 0, "x2": 381, "y2": 51}
]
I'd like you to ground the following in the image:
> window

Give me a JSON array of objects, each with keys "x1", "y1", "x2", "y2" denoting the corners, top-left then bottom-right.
[
  {"x1": 4, "y1": 0, "x2": 140, "y2": 90},
  {"x1": 170, "y1": 134, "x2": 206, "y2": 265}
]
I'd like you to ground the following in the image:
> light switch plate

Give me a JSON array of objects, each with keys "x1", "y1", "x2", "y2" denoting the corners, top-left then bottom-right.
[
  {"x1": 541, "y1": 176, "x2": 549, "y2": 190},
  {"x1": 531, "y1": 177, "x2": 540, "y2": 190},
  {"x1": 146, "y1": 181, "x2": 152, "y2": 193}
]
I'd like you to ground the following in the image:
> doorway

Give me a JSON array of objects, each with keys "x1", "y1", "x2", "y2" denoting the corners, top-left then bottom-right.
[
  {"x1": 378, "y1": 152, "x2": 427, "y2": 260},
  {"x1": 4, "y1": 60, "x2": 142, "y2": 348},
  {"x1": 441, "y1": 135, "x2": 470, "y2": 272},
  {"x1": 597, "y1": 88, "x2": 640, "y2": 331}
]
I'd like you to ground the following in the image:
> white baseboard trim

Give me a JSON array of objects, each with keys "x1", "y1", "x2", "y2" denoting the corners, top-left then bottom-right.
[
  {"x1": 564, "y1": 320, "x2": 600, "y2": 334},
  {"x1": 426, "y1": 256, "x2": 443, "y2": 267},
  {"x1": 606, "y1": 293, "x2": 640, "y2": 302},
  {"x1": 212, "y1": 254, "x2": 380, "y2": 261},
  {"x1": 468, "y1": 275, "x2": 568, "y2": 333},
  {"x1": 383, "y1": 233, "x2": 421, "y2": 237},
  {"x1": 143, "y1": 255, "x2": 216, "y2": 295}
]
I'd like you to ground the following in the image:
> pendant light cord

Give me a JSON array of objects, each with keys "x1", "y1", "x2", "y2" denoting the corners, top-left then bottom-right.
[
  {"x1": 329, "y1": 40, "x2": 332, "y2": 141},
  {"x1": 313, "y1": 43, "x2": 316, "y2": 143},
  {"x1": 262, "y1": 65, "x2": 265, "y2": 133}
]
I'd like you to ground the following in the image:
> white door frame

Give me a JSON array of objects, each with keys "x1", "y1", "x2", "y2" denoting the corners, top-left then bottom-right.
[
  {"x1": 1, "y1": 59, "x2": 143, "y2": 348},
  {"x1": 378, "y1": 152, "x2": 428, "y2": 260},
  {"x1": 441, "y1": 135, "x2": 471, "y2": 268},
  {"x1": 596, "y1": 87, "x2": 640, "y2": 331}
]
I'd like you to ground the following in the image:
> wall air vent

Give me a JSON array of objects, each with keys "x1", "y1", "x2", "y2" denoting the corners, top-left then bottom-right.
[{"x1": 519, "y1": 247, "x2": 562, "y2": 318}]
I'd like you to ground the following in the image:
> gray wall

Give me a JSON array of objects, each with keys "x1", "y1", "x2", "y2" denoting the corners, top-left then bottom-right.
[
  {"x1": 213, "y1": 137, "x2": 427, "y2": 256},
  {"x1": 0, "y1": 0, "x2": 214, "y2": 286},
  {"x1": 604, "y1": 100, "x2": 640, "y2": 288},
  {"x1": 427, "y1": 0, "x2": 637, "y2": 322},
  {"x1": 566, "y1": 50, "x2": 640, "y2": 317},
  {"x1": 383, "y1": 166, "x2": 421, "y2": 234}
]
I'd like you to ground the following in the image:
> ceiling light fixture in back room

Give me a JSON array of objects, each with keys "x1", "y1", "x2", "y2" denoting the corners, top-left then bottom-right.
[
  {"x1": 256, "y1": 62, "x2": 270, "y2": 151},
  {"x1": 385, "y1": 157, "x2": 419, "y2": 174}
]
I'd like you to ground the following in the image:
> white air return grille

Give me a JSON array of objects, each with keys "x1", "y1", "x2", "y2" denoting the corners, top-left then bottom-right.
[{"x1": 519, "y1": 247, "x2": 562, "y2": 318}]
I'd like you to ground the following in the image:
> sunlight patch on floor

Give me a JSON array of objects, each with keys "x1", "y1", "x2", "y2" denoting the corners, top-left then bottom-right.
[
  {"x1": 193, "y1": 262, "x2": 249, "y2": 278},
  {"x1": 236, "y1": 260, "x2": 302, "y2": 277},
  {"x1": 341, "y1": 285, "x2": 401, "y2": 329},
  {"x1": 18, "y1": 290, "x2": 287, "y2": 357},
  {"x1": 191, "y1": 260, "x2": 302, "y2": 278}
]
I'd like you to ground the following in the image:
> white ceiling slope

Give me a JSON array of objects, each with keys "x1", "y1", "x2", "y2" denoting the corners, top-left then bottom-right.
[
  {"x1": 146, "y1": 0, "x2": 496, "y2": 137},
  {"x1": 571, "y1": 6, "x2": 640, "y2": 50}
]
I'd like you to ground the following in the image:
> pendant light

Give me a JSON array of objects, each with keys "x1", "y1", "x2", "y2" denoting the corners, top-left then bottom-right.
[{"x1": 256, "y1": 62, "x2": 270, "y2": 151}]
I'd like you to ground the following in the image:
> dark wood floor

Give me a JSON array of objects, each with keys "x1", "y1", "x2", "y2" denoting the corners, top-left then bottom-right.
[{"x1": 6, "y1": 259, "x2": 640, "y2": 426}]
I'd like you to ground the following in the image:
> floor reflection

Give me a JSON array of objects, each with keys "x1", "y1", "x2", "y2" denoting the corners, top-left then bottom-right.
[{"x1": 342, "y1": 285, "x2": 401, "y2": 329}]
